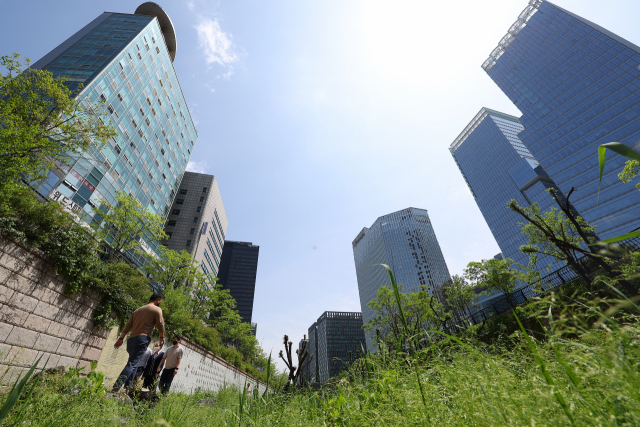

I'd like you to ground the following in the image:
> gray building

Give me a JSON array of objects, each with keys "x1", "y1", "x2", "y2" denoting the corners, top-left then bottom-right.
[
  {"x1": 352, "y1": 208, "x2": 451, "y2": 351},
  {"x1": 217, "y1": 241, "x2": 260, "y2": 324},
  {"x1": 305, "y1": 312, "x2": 366, "y2": 384},
  {"x1": 162, "y1": 172, "x2": 228, "y2": 278}
]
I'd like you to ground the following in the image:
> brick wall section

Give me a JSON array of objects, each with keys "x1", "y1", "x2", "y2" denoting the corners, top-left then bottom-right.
[{"x1": 0, "y1": 238, "x2": 108, "y2": 384}]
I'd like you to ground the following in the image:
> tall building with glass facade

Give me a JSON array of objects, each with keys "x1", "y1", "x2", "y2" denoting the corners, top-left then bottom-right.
[
  {"x1": 483, "y1": 0, "x2": 640, "y2": 241},
  {"x1": 162, "y1": 172, "x2": 228, "y2": 279},
  {"x1": 450, "y1": 108, "x2": 569, "y2": 274},
  {"x1": 217, "y1": 241, "x2": 260, "y2": 325},
  {"x1": 305, "y1": 311, "x2": 366, "y2": 384},
  {"x1": 31, "y1": 3, "x2": 196, "y2": 261},
  {"x1": 352, "y1": 208, "x2": 451, "y2": 351}
]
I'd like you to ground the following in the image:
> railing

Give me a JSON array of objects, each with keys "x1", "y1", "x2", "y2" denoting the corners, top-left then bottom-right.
[{"x1": 459, "y1": 235, "x2": 640, "y2": 328}]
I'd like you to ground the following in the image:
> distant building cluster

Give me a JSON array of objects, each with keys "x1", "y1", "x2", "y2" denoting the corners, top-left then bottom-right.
[{"x1": 31, "y1": 3, "x2": 259, "y2": 332}]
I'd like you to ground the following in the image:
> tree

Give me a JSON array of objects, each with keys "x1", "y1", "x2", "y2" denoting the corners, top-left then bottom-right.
[
  {"x1": 464, "y1": 258, "x2": 532, "y2": 309},
  {"x1": 279, "y1": 334, "x2": 312, "y2": 392},
  {"x1": 143, "y1": 248, "x2": 199, "y2": 289},
  {"x1": 440, "y1": 275, "x2": 478, "y2": 327},
  {"x1": 0, "y1": 53, "x2": 116, "y2": 186},
  {"x1": 93, "y1": 190, "x2": 167, "y2": 260},
  {"x1": 364, "y1": 283, "x2": 440, "y2": 351},
  {"x1": 508, "y1": 187, "x2": 614, "y2": 284}
]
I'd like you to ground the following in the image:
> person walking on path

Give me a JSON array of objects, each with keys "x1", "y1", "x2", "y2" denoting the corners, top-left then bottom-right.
[
  {"x1": 157, "y1": 335, "x2": 183, "y2": 394},
  {"x1": 112, "y1": 294, "x2": 165, "y2": 392},
  {"x1": 143, "y1": 342, "x2": 165, "y2": 390}
]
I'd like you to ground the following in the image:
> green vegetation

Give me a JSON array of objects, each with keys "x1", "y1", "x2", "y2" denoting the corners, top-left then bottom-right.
[{"x1": 0, "y1": 53, "x2": 116, "y2": 186}]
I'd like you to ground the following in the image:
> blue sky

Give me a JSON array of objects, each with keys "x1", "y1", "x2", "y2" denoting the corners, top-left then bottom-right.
[{"x1": 3, "y1": 0, "x2": 639, "y2": 369}]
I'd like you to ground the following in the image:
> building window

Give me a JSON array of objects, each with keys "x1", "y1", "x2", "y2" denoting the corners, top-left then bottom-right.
[
  {"x1": 172, "y1": 209, "x2": 180, "y2": 215},
  {"x1": 176, "y1": 199, "x2": 184, "y2": 205},
  {"x1": 193, "y1": 217, "x2": 198, "y2": 223},
  {"x1": 190, "y1": 228, "x2": 195, "y2": 234},
  {"x1": 180, "y1": 189, "x2": 187, "y2": 194},
  {"x1": 167, "y1": 220, "x2": 176, "y2": 226},
  {"x1": 166, "y1": 232, "x2": 172, "y2": 239},
  {"x1": 203, "y1": 187, "x2": 207, "y2": 192},
  {"x1": 199, "y1": 197, "x2": 204, "y2": 202},
  {"x1": 186, "y1": 240, "x2": 191, "y2": 247},
  {"x1": 196, "y1": 207, "x2": 201, "y2": 212}
]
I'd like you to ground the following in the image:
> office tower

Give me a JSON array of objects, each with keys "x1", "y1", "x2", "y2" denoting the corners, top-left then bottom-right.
[
  {"x1": 352, "y1": 208, "x2": 451, "y2": 351},
  {"x1": 31, "y1": 3, "x2": 196, "y2": 260},
  {"x1": 162, "y1": 172, "x2": 228, "y2": 278},
  {"x1": 217, "y1": 241, "x2": 260, "y2": 324},
  {"x1": 483, "y1": 0, "x2": 640, "y2": 240},
  {"x1": 305, "y1": 312, "x2": 366, "y2": 384},
  {"x1": 305, "y1": 321, "x2": 318, "y2": 383},
  {"x1": 450, "y1": 107, "x2": 569, "y2": 273}
]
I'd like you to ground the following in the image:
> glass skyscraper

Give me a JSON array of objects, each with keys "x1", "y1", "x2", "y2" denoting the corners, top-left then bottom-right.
[
  {"x1": 217, "y1": 241, "x2": 260, "y2": 324},
  {"x1": 483, "y1": 0, "x2": 640, "y2": 240},
  {"x1": 305, "y1": 312, "x2": 366, "y2": 384},
  {"x1": 352, "y1": 208, "x2": 451, "y2": 351},
  {"x1": 450, "y1": 108, "x2": 568, "y2": 274},
  {"x1": 31, "y1": 3, "x2": 196, "y2": 259}
]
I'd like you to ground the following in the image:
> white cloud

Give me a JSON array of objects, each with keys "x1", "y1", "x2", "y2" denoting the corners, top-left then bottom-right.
[
  {"x1": 186, "y1": 161, "x2": 208, "y2": 174},
  {"x1": 194, "y1": 19, "x2": 239, "y2": 67},
  {"x1": 186, "y1": 0, "x2": 195, "y2": 11}
]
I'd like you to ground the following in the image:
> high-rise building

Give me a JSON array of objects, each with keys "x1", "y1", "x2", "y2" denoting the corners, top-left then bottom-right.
[
  {"x1": 32, "y1": 3, "x2": 196, "y2": 261},
  {"x1": 352, "y1": 207, "x2": 451, "y2": 351},
  {"x1": 483, "y1": 0, "x2": 640, "y2": 241},
  {"x1": 217, "y1": 241, "x2": 260, "y2": 324},
  {"x1": 449, "y1": 107, "x2": 569, "y2": 273},
  {"x1": 162, "y1": 172, "x2": 228, "y2": 278},
  {"x1": 305, "y1": 312, "x2": 366, "y2": 384}
]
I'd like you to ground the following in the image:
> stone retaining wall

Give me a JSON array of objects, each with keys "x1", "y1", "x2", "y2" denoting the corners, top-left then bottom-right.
[
  {"x1": 97, "y1": 328, "x2": 267, "y2": 394},
  {"x1": 0, "y1": 239, "x2": 108, "y2": 384},
  {"x1": 0, "y1": 238, "x2": 267, "y2": 394}
]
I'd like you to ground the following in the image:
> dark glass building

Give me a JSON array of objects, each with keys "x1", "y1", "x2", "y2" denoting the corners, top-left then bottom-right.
[
  {"x1": 450, "y1": 108, "x2": 569, "y2": 274},
  {"x1": 31, "y1": 3, "x2": 196, "y2": 260},
  {"x1": 216, "y1": 241, "x2": 259, "y2": 324},
  {"x1": 305, "y1": 312, "x2": 366, "y2": 384},
  {"x1": 483, "y1": 0, "x2": 640, "y2": 240}
]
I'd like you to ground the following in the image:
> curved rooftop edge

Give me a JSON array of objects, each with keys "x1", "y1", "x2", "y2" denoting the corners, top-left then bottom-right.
[{"x1": 135, "y1": 2, "x2": 177, "y2": 62}]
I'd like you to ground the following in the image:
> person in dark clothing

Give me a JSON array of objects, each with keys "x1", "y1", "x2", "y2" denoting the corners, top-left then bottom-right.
[
  {"x1": 143, "y1": 342, "x2": 165, "y2": 390},
  {"x1": 158, "y1": 335, "x2": 183, "y2": 394}
]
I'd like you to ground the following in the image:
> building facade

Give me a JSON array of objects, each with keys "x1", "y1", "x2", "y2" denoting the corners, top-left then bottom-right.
[
  {"x1": 32, "y1": 3, "x2": 196, "y2": 262},
  {"x1": 450, "y1": 108, "x2": 569, "y2": 274},
  {"x1": 217, "y1": 241, "x2": 260, "y2": 324},
  {"x1": 483, "y1": 0, "x2": 640, "y2": 241},
  {"x1": 305, "y1": 312, "x2": 366, "y2": 384},
  {"x1": 162, "y1": 172, "x2": 228, "y2": 279},
  {"x1": 352, "y1": 207, "x2": 451, "y2": 351}
]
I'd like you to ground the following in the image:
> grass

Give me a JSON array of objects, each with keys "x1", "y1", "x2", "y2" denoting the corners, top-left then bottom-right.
[{"x1": 1, "y1": 287, "x2": 640, "y2": 426}]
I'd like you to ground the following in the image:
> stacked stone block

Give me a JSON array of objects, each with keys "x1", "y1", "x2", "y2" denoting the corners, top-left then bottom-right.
[{"x1": 0, "y1": 239, "x2": 108, "y2": 383}]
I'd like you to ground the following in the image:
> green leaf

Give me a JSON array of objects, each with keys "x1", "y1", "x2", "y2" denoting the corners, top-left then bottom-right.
[
  {"x1": 0, "y1": 355, "x2": 43, "y2": 424},
  {"x1": 589, "y1": 229, "x2": 640, "y2": 245},
  {"x1": 598, "y1": 142, "x2": 640, "y2": 203}
]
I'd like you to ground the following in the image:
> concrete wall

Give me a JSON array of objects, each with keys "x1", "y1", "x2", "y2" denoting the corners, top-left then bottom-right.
[
  {"x1": 97, "y1": 328, "x2": 267, "y2": 394},
  {"x1": 0, "y1": 239, "x2": 108, "y2": 384}
]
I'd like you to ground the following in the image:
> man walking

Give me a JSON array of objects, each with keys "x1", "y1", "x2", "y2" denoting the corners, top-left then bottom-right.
[
  {"x1": 112, "y1": 294, "x2": 165, "y2": 392},
  {"x1": 157, "y1": 335, "x2": 183, "y2": 394},
  {"x1": 143, "y1": 342, "x2": 165, "y2": 390}
]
